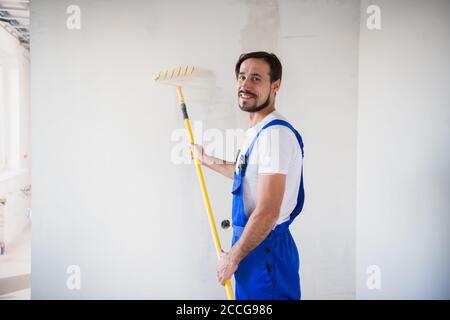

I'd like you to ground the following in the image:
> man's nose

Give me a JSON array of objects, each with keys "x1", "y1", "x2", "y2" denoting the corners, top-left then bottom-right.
[{"x1": 239, "y1": 79, "x2": 252, "y2": 91}]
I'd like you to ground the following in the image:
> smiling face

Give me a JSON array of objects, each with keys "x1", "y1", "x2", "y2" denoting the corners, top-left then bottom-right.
[{"x1": 237, "y1": 58, "x2": 280, "y2": 113}]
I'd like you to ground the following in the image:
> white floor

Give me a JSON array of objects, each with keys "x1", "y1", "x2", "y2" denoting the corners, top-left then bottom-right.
[{"x1": 0, "y1": 223, "x2": 31, "y2": 300}]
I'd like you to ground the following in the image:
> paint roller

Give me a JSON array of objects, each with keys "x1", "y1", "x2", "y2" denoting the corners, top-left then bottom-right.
[{"x1": 154, "y1": 65, "x2": 234, "y2": 300}]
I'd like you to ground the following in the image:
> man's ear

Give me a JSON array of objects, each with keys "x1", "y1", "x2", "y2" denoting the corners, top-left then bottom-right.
[{"x1": 272, "y1": 79, "x2": 281, "y2": 94}]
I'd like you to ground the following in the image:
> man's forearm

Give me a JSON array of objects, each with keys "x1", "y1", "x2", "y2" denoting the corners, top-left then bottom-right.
[
  {"x1": 203, "y1": 154, "x2": 235, "y2": 180},
  {"x1": 228, "y1": 208, "x2": 279, "y2": 264}
]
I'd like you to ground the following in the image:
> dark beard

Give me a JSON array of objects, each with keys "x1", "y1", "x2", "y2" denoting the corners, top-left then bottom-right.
[{"x1": 238, "y1": 93, "x2": 271, "y2": 113}]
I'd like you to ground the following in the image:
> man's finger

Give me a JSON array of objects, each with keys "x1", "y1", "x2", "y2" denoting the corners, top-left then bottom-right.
[{"x1": 219, "y1": 273, "x2": 228, "y2": 286}]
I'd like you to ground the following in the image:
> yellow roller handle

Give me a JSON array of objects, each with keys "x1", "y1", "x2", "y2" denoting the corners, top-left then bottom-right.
[{"x1": 176, "y1": 85, "x2": 234, "y2": 300}]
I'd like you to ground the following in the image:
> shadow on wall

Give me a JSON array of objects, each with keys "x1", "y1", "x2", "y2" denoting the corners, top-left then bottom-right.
[
  {"x1": 240, "y1": 0, "x2": 280, "y2": 52},
  {"x1": 0, "y1": 274, "x2": 31, "y2": 297}
]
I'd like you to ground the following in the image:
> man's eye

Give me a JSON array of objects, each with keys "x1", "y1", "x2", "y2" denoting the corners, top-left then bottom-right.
[
  {"x1": 252, "y1": 77, "x2": 260, "y2": 81},
  {"x1": 239, "y1": 75, "x2": 245, "y2": 80}
]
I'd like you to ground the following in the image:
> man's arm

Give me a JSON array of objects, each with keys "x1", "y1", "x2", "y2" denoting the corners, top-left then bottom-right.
[
  {"x1": 190, "y1": 144, "x2": 235, "y2": 179},
  {"x1": 217, "y1": 173, "x2": 286, "y2": 285}
]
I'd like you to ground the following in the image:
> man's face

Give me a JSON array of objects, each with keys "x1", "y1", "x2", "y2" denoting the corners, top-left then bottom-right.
[{"x1": 237, "y1": 58, "x2": 280, "y2": 113}]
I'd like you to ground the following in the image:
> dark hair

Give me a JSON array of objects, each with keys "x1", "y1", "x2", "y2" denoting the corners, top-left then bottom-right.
[{"x1": 235, "y1": 51, "x2": 282, "y2": 83}]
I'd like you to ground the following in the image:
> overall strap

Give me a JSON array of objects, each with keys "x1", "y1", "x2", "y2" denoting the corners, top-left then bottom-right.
[
  {"x1": 245, "y1": 119, "x2": 304, "y2": 160},
  {"x1": 244, "y1": 119, "x2": 305, "y2": 232}
]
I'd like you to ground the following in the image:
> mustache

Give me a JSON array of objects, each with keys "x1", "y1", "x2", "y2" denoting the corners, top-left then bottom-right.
[{"x1": 239, "y1": 89, "x2": 257, "y2": 97}]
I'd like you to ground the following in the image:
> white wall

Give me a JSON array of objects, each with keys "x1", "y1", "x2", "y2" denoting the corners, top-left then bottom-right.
[
  {"x1": 357, "y1": 0, "x2": 450, "y2": 299},
  {"x1": 278, "y1": 0, "x2": 359, "y2": 299},
  {"x1": 0, "y1": 23, "x2": 31, "y2": 245},
  {"x1": 31, "y1": 0, "x2": 360, "y2": 299}
]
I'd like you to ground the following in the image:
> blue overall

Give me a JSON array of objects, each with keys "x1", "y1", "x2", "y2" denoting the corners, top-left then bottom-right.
[{"x1": 231, "y1": 119, "x2": 305, "y2": 300}]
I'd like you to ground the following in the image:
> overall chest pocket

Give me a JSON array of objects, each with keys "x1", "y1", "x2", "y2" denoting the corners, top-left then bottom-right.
[{"x1": 232, "y1": 172, "x2": 243, "y2": 195}]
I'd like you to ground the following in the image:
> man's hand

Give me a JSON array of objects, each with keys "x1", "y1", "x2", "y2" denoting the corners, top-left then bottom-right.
[
  {"x1": 189, "y1": 144, "x2": 206, "y2": 165},
  {"x1": 216, "y1": 250, "x2": 239, "y2": 286},
  {"x1": 189, "y1": 144, "x2": 235, "y2": 179}
]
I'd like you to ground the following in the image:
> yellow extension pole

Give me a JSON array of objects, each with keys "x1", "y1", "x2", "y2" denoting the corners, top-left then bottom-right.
[{"x1": 176, "y1": 85, "x2": 234, "y2": 300}]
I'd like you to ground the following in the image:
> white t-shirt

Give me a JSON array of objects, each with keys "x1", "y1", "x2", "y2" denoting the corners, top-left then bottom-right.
[{"x1": 235, "y1": 110, "x2": 303, "y2": 225}]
